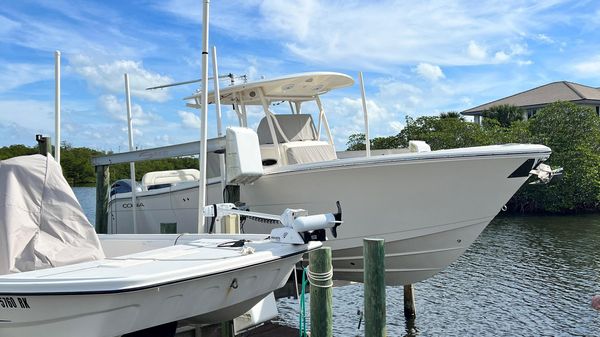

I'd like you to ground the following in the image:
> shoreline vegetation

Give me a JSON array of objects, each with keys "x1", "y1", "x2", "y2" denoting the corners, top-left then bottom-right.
[{"x1": 2, "y1": 102, "x2": 599, "y2": 214}]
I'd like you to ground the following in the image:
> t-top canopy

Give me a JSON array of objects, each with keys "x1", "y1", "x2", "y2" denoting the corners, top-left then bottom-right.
[{"x1": 185, "y1": 72, "x2": 354, "y2": 105}]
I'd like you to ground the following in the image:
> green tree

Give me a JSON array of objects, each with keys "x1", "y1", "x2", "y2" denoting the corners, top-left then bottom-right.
[
  {"x1": 346, "y1": 133, "x2": 366, "y2": 151},
  {"x1": 398, "y1": 115, "x2": 488, "y2": 150},
  {"x1": 482, "y1": 104, "x2": 524, "y2": 127},
  {"x1": 371, "y1": 136, "x2": 401, "y2": 149},
  {"x1": 517, "y1": 101, "x2": 600, "y2": 212},
  {"x1": 439, "y1": 111, "x2": 464, "y2": 120},
  {"x1": 60, "y1": 145, "x2": 103, "y2": 185},
  {"x1": 1, "y1": 143, "x2": 202, "y2": 187},
  {"x1": 346, "y1": 133, "x2": 400, "y2": 151},
  {"x1": 0, "y1": 144, "x2": 37, "y2": 160}
]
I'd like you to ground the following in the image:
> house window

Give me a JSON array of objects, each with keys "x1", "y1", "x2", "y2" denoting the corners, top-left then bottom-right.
[
  {"x1": 596, "y1": 106, "x2": 599, "y2": 116},
  {"x1": 527, "y1": 109, "x2": 536, "y2": 118}
]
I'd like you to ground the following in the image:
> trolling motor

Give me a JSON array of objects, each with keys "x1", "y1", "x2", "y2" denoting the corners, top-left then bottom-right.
[{"x1": 203, "y1": 202, "x2": 343, "y2": 244}]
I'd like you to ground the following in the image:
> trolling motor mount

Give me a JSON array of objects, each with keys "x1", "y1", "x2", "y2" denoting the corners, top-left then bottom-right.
[{"x1": 203, "y1": 202, "x2": 343, "y2": 244}]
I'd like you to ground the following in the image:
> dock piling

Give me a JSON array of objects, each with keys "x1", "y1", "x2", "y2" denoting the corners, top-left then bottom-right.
[
  {"x1": 403, "y1": 284, "x2": 416, "y2": 319},
  {"x1": 36, "y1": 135, "x2": 52, "y2": 157},
  {"x1": 309, "y1": 247, "x2": 333, "y2": 337},
  {"x1": 95, "y1": 165, "x2": 109, "y2": 233},
  {"x1": 364, "y1": 238, "x2": 386, "y2": 337}
]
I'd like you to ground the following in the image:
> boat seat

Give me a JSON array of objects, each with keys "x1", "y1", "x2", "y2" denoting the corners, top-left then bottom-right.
[
  {"x1": 256, "y1": 114, "x2": 318, "y2": 145},
  {"x1": 283, "y1": 140, "x2": 337, "y2": 165}
]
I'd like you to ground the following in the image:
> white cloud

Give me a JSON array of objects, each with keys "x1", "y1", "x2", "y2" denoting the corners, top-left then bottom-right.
[
  {"x1": 160, "y1": 0, "x2": 567, "y2": 68},
  {"x1": 155, "y1": 134, "x2": 172, "y2": 144},
  {"x1": 0, "y1": 100, "x2": 53, "y2": 131},
  {"x1": 0, "y1": 63, "x2": 54, "y2": 93},
  {"x1": 98, "y1": 95, "x2": 158, "y2": 126},
  {"x1": 0, "y1": 122, "x2": 43, "y2": 146},
  {"x1": 0, "y1": 15, "x2": 20, "y2": 35},
  {"x1": 414, "y1": 63, "x2": 445, "y2": 81},
  {"x1": 572, "y1": 56, "x2": 600, "y2": 76},
  {"x1": 178, "y1": 110, "x2": 200, "y2": 129},
  {"x1": 71, "y1": 55, "x2": 173, "y2": 102},
  {"x1": 468, "y1": 41, "x2": 488, "y2": 60},
  {"x1": 323, "y1": 91, "x2": 415, "y2": 148},
  {"x1": 494, "y1": 51, "x2": 510, "y2": 62},
  {"x1": 508, "y1": 43, "x2": 528, "y2": 56},
  {"x1": 259, "y1": 0, "x2": 318, "y2": 41},
  {"x1": 468, "y1": 41, "x2": 529, "y2": 63},
  {"x1": 535, "y1": 33, "x2": 554, "y2": 44}
]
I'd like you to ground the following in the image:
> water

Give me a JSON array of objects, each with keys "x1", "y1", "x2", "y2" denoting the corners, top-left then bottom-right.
[
  {"x1": 73, "y1": 187, "x2": 600, "y2": 336},
  {"x1": 276, "y1": 216, "x2": 600, "y2": 336},
  {"x1": 73, "y1": 187, "x2": 96, "y2": 226}
]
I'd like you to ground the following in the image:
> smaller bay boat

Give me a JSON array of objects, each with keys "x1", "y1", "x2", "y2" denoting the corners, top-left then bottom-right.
[
  {"x1": 0, "y1": 234, "x2": 319, "y2": 337},
  {"x1": 0, "y1": 154, "x2": 334, "y2": 337}
]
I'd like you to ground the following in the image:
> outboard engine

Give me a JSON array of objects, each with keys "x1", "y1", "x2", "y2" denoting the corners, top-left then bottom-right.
[{"x1": 109, "y1": 179, "x2": 142, "y2": 197}]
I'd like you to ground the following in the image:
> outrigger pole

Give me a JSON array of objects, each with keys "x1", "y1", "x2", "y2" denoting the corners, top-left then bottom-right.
[
  {"x1": 124, "y1": 73, "x2": 138, "y2": 234},
  {"x1": 212, "y1": 46, "x2": 227, "y2": 196},
  {"x1": 358, "y1": 72, "x2": 371, "y2": 157},
  {"x1": 144, "y1": 74, "x2": 237, "y2": 91},
  {"x1": 197, "y1": 0, "x2": 210, "y2": 232},
  {"x1": 54, "y1": 50, "x2": 61, "y2": 164}
]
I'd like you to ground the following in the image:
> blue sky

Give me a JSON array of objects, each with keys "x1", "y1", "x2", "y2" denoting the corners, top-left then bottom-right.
[{"x1": 1, "y1": 0, "x2": 600, "y2": 151}]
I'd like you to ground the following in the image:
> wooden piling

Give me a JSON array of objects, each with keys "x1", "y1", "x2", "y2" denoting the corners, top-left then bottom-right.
[
  {"x1": 95, "y1": 165, "x2": 109, "y2": 234},
  {"x1": 403, "y1": 284, "x2": 416, "y2": 319},
  {"x1": 309, "y1": 247, "x2": 333, "y2": 337},
  {"x1": 364, "y1": 238, "x2": 386, "y2": 337}
]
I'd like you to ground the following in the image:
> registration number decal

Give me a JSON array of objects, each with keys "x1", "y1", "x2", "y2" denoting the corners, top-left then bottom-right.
[{"x1": 0, "y1": 297, "x2": 30, "y2": 309}]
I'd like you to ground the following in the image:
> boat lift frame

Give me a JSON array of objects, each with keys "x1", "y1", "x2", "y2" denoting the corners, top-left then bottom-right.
[{"x1": 91, "y1": 137, "x2": 226, "y2": 233}]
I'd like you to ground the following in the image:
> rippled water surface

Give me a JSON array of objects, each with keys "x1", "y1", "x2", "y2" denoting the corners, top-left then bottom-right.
[
  {"x1": 73, "y1": 188, "x2": 599, "y2": 336},
  {"x1": 74, "y1": 187, "x2": 96, "y2": 225},
  {"x1": 276, "y1": 216, "x2": 600, "y2": 336}
]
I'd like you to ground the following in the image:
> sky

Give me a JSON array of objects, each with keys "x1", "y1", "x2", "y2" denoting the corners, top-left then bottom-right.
[{"x1": 1, "y1": 0, "x2": 600, "y2": 151}]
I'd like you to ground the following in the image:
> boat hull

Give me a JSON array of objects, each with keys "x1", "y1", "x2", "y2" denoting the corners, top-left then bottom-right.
[
  {"x1": 108, "y1": 145, "x2": 550, "y2": 285},
  {"x1": 0, "y1": 254, "x2": 299, "y2": 337}
]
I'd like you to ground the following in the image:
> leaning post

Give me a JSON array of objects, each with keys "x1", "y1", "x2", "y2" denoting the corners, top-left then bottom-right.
[
  {"x1": 95, "y1": 165, "x2": 109, "y2": 234},
  {"x1": 310, "y1": 247, "x2": 333, "y2": 337},
  {"x1": 364, "y1": 238, "x2": 386, "y2": 337}
]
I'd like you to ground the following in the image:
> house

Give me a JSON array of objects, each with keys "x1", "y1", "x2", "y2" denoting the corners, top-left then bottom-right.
[{"x1": 461, "y1": 81, "x2": 600, "y2": 123}]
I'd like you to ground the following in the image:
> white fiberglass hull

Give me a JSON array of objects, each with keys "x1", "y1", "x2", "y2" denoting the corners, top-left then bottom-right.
[
  {"x1": 109, "y1": 144, "x2": 551, "y2": 285},
  {"x1": 0, "y1": 236, "x2": 318, "y2": 337}
]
